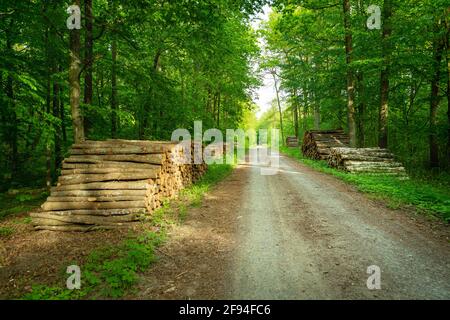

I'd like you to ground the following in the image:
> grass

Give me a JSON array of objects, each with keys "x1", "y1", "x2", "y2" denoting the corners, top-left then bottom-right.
[
  {"x1": 0, "y1": 226, "x2": 14, "y2": 238},
  {"x1": 21, "y1": 163, "x2": 234, "y2": 300},
  {"x1": 0, "y1": 189, "x2": 48, "y2": 221},
  {"x1": 281, "y1": 146, "x2": 450, "y2": 222}
]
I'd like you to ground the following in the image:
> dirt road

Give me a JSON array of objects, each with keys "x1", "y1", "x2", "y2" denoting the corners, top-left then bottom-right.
[{"x1": 133, "y1": 154, "x2": 450, "y2": 300}]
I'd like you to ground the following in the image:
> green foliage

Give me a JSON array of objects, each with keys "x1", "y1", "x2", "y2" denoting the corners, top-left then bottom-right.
[
  {"x1": 0, "y1": 189, "x2": 48, "y2": 221},
  {"x1": 0, "y1": 226, "x2": 14, "y2": 238},
  {"x1": 0, "y1": 0, "x2": 264, "y2": 190},
  {"x1": 22, "y1": 230, "x2": 164, "y2": 300},
  {"x1": 281, "y1": 146, "x2": 450, "y2": 222}
]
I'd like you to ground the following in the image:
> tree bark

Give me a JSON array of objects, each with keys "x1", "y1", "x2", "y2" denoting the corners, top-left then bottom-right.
[
  {"x1": 45, "y1": 25, "x2": 52, "y2": 191},
  {"x1": 69, "y1": 0, "x2": 85, "y2": 143},
  {"x1": 430, "y1": 23, "x2": 444, "y2": 168},
  {"x1": 272, "y1": 71, "x2": 284, "y2": 144},
  {"x1": 302, "y1": 86, "x2": 308, "y2": 131},
  {"x1": 217, "y1": 92, "x2": 221, "y2": 128},
  {"x1": 313, "y1": 91, "x2": 320, "y2": 130},
  {"x1": 343, "y1": 0, "x2": 357, "y2": 147},
  {"x1": 356, "y1": 71, "x2": 365, "y2": 147},
  {"x1": 379, "y1": 0, "x2": 392, "y2": 149},
  {"x1": 53, "y1": 65, "x2": 62, "y2": 179},
  {"x1": 111, "y1": 39, "x2": 118, "y2": 138},
  {"x1": 292, "y1": 89, "x2": 299, "y2": 138},
  {"x1": 83, "y1": 0, "x2": 94, "y2": 134},
  {"x1": 445, "y1": 14, "x2": 450, "y2": 168},
  {"x1": 4, "y1": 19, "x2": 18, "y2": 184}
]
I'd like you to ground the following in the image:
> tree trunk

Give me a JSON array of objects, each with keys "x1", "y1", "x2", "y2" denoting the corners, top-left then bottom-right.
[
  {"x1": 53, "y1": 66, "x2": 62, "y2": 179},
  {"x1": 3, "y1": 19, "x2": 18, "y2": 185},
  {"x1": 217, "y1": 92, "x2": 221, "y2": 128},
  {"x1": 356, "y1": 71, "x2": 365, "y2": 147},
  {"x1": 445, "y1": 15, "x2": 450, "y2": 168},
  {"x1": 430, "y1": 23, "x2": 444, "y2": 168},
  {"x1": 302, "y1": 86, "x2": 308, "y2": 131},
  {"x1": 69, "y1": 0, "x2": 85, "y2": 144},
  {"x1": 343, "y1": 0, "x2": 357, "y2": 147},
  {"x1": 379, "y1": 0, "x2": 392, "y2": 149},
  {"x1": 272, "y1": 71, "x2": 284, "y2": 144},
  {"x1": 313, "y1": 92, "x2": 320, "y2": 130},
  {"x1": 111, "y1": 39, "x2": 118, "y2": 138},
  {"x1": 83, "y1": 0, "x2": 94, "y2": 134},
  {"x1": 6, "y1": 64, "x2": 18, "y2": 180},
  {"x1": 45, "y1": 25, "x2": 52, "y2": 191},
  {"x1": 59, "y1": 66, "x2": 67, "y2": 144},
  {"x1": 292, "y1": 89, "x2": 299, "y2": 138}
]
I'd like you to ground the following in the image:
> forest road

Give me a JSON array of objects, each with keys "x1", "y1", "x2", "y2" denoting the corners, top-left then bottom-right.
[{"x1": 133, "y1": 153, "x2": 450, "y2": 300}]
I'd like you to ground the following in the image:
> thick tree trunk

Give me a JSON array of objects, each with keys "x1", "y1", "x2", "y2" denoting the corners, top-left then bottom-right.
[
  {"x1": 343, "y1": 0, "x2": 357, "y2": 147},
  {"x1": 45, "y1": 27, "x2": 52, "y2": 190},
  {"x1": 60, "y1": 82, "x2": 67, "y2": 143},
  {"x1": 53, "y1": 67, "x2": 62, "y2": 178},
  {"x1": 6, "y1": 56, "x2": 17, "y2": 180},
  {"x1": 446, "y1": 17, "x2": 450, "y2": 168},
  {"x1": 4, "y1": 20, "x2": 18, "y2": 183},
  {"x1": 430, "y1": 27, "x2": 444, "y2": 168},
  {"x1": 69, "y1": 0, "x2": 85, "y2": 143},
  {"x1": 379, "y1": 0, "x2": 392, "y2": 149},
  {"x1": 83, "y1": 0, "x2": 94, "y2": 134}
]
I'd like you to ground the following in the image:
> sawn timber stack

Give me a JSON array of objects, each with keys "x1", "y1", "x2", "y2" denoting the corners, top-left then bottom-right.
[
  {"x1": 31, "y1": 140, "x2": 207, "y2": 231},
  {"x1": 302, "y1": 129, "x2": 350, "y2": 160}
]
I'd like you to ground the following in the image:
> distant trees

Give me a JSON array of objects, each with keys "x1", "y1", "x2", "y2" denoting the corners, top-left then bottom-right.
[{"x1": 265, "y1": 0, "x2": 450, "y2": 171}]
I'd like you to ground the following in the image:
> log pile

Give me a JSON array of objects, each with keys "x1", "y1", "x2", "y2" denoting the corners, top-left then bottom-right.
[
  {"x1": 302, "y1": 129, "x2": 350, "y2": 160},
  {"x1": 327, "y1": 147, "x2": 407, "y2": 175},
  {"x1": 31, "y1": 140, "x2": 207, "y2": 232},
  {"x1": 286, "y1": 136, "x2": 299, "y2": 147}
]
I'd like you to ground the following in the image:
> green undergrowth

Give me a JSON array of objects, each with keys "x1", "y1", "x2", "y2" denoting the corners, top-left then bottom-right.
[
  {"x1": 0, "y1": 188, "x2": 48, "y2": 221},
  {"x1": 281, "y1": 146, "x2": 450, "y2": 222},
  {"x1": 22, "y1": 163, "x2": 234, "y2": 300}
]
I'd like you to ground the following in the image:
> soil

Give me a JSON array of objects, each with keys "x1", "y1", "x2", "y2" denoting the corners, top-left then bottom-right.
[
  {"x1": 0, "y1": 213, "x2": 133, "y2": 298},
  {"x1": 130, "y1": 154, "x2": 450, "y2": 300}
]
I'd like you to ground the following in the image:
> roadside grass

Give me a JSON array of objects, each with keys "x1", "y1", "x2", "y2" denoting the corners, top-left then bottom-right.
[
  {"x1": 281, "y1": 146, "x2": 450, "y2": 222},
  {"x1": 22, "y1": 163, "x2": 234, "y2": 300}
]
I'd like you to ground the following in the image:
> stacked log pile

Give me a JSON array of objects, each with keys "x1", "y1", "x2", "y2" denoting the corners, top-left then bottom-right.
[
  {"x1": 302, "y1": 129, "x2": 350, "y2": 160},
  {"x1": 327, "y1": 147, "x2": 407, "y2": 175},
  {"x1": 31, "y1": 140, "x2": 207, "y2": 231},
  {"x1": 286, "y1": 136, "x2": 299, "y2": 147}
]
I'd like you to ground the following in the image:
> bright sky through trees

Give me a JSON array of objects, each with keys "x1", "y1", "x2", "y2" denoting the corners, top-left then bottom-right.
[{"x1": 251, "y1": 5, "x2": 277, "y2": 119}]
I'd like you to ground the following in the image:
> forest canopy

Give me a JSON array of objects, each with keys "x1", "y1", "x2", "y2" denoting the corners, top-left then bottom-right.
[
  {"x1": 0, "y1": 0, "x2": 266, "y2": 189},
  {"x1": 0, "y1": 0, "x2": 449, "y2": 191}
]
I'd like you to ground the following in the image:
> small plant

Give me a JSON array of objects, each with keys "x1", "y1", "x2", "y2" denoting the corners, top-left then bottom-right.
[
  {"x1": 0, "y1": 226, "x2": 14, "y2": 238},
  {"x1": 15, "y1": 194, "x2": 34, "y2": 202}
]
